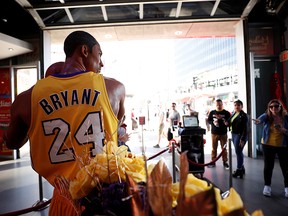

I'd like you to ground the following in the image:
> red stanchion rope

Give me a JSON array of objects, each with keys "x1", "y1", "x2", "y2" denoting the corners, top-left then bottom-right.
[
  {"x1": 177, "y1": 144, "x2": 227, "y2": 167},
  {"x1": 0, "y1": 148, "x2": 170, "y2": 216},
  {"x1": 0, "y1": 145, "x2": 170, "y2": 216},
  {"x1": 146, "y1": 140, "x2": 227, "y2": 168},
  {"x1": 0, "y1": 199, "x2": 51, "y2": 216},
  {"x1": 1, "y1": 141, "x2": 223, "y2": 215},
  {"x1": 146, "y1": 139, "x2": 178, "y2": 161},
  {"x1": 146, "y1": 147, "x2": 170, "y2": 161}
]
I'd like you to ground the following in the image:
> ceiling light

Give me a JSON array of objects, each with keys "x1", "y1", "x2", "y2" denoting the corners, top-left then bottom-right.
[
  {"x1": 175, "y1": 31, "x2": 182, "y2": 36},
  {"x1": 104, "y1": 34, "x2": 112, "y2": 39},
  {"x1": 8, "y1": 48, "x2": 14, "y2": 51}
]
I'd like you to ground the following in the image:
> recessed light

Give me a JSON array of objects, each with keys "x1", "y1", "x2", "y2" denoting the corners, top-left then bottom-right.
[
  {"x1": 8, "y1": 48, "x2": 13, "y2": 51},
  {"x1": 175, "y1": 31, "x2": 182, "y2": 35},
  {"x1": 104, "y1": 34, "x2": 112, "y2": 39}
]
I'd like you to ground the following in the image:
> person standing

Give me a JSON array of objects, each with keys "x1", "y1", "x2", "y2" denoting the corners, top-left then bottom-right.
[
  {"x1": 131, "y1": 108, "x2": 138, "y2": 130},
  {"x1": 154, "y1": 105, "x2": 165, "y2": 148},
  {"x1": 205, "y1": 107, "x2": 211, "y2": 132},
  {"x1": 168, "y1": 102, "x2": 181, "y2": 128},
  {"x1": 253, "y1": 99, "x2": 288, "y2": 198},
  {"x1": 228, "y1": 100, "x2": 248, "y2": 178},
  {"x1": 118, "y1": 115, "x2": 131, "y2": 152},
  {"x1": 166, "y1": 102, "x2": 181, "y2": 152},
  {"x1": 184, "y1": 103, "x2": 195, "y2": 115},
  {"x1": 166, "y1": 108, "x2": 170, "y2": 120},
  {"x1": 207, "y1": 99, "x2": 231, "y2": 169},
  {"x1": 3, "y1": 30, "x2": 126, "y2": 215}
]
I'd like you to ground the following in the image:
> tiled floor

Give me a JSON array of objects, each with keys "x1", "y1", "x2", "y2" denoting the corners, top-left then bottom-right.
[
  {"x1": 0, "y1": 155, "x2": 52, "y2": 216},
  {"x1": 1, "y1": 130, "x2": 288, "y2": 216}
]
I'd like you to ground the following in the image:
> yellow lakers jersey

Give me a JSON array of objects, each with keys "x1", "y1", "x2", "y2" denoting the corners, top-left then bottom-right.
[{"x1": 28, "y1": 71, "x2": 118, "y2": 185}]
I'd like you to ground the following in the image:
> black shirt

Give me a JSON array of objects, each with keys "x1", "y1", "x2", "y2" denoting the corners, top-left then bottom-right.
[{"x1": 208, "y1": 109, "x2": 231, "y2": 135}]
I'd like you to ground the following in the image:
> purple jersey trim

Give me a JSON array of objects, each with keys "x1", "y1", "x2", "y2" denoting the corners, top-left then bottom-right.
[{"x1": 52, "y1": 71, "x2": 88, "y2": 78}]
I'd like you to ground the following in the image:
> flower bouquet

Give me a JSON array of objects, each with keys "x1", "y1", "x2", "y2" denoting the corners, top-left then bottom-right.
[{"x1": 55, "y1": 140, "x2": 264, "y2": 216}]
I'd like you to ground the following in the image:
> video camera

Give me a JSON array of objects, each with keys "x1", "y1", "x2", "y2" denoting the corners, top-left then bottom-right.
[{"x1": 178, "y1": 112, "x2": 206, "y2": 174}]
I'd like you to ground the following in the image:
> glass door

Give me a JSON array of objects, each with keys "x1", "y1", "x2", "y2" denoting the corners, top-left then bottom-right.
[{"x1": 14, "y1": 67, "x2": 38, "y2": 158}]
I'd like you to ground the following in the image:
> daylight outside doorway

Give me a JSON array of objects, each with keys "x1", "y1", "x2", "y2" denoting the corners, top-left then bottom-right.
[{"x1": 46, "y1": 20, "x2": 246, "y2": 131}]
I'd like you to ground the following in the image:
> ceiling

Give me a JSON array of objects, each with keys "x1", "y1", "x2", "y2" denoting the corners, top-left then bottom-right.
[
  {"x1": 0, "y1": 32, "x2": 34, "y2": 60},
  {"x1": 1, "y1": 0, "x2": 288, "y2": 60},
  {"x1": 49, "y1": 21, "x2": 239, "y2": 45}
]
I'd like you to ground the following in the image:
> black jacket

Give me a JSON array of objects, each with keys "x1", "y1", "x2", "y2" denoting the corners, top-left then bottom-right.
[{"x1": 228, "y1": 110, "x2": 248, "y2": 141}]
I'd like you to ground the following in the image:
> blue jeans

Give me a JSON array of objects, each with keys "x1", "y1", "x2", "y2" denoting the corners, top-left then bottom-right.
[{"x1": 232, "y1": 133, "x2": 246, "y2": 169}]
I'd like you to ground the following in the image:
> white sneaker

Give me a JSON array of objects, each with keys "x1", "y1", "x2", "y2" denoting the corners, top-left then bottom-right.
[
  {"x1": 263, "y1": 185, "x2": 271, "y2": 197},
  {"x1": 285, "y1": 187, "x2": 288, "y2": 198}
]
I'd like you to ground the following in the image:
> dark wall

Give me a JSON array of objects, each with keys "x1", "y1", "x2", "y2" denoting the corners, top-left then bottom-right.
[
  {"x1": 1, "y1": 1, "x2": 40, "y2": 40},
  {"x1": 0, "y1": 1, "x2": 41, "y2": 66},
  {"x1": 246, "y1": 16, "x2": 287, "y2": 156}
]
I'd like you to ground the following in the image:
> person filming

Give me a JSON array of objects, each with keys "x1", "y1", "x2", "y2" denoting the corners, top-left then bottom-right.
[{"x1": 253, "y1": 99, "x2": 288, "y2": 198}]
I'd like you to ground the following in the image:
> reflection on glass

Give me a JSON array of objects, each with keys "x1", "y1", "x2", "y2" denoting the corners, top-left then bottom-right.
[{"x1": 16, "y1": 68, "x2": 37, "y2": 94}]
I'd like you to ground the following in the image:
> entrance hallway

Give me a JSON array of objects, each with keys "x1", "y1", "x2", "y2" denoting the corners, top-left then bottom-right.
[{"x1": 0, "y1": 130, "x2": 288, "y2": 216}]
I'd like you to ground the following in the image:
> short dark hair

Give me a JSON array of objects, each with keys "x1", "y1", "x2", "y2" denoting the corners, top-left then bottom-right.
[
  {"x1": 64, "y1": 31, "x2": 99, "y2": 57},
  {"x1": 234, "y1": 99, "x2": 243, "y2": 106},
  {"x1": 216, "y1": 99, "x2": 222, "y2": 103}
]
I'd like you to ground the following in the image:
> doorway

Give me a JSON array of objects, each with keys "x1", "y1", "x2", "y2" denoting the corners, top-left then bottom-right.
[{"x1": 14, "y1": 67, "x2": 38, "y2": 158}]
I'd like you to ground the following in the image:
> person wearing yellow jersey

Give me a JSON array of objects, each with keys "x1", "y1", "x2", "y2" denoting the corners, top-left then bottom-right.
[
  {"x1": 3, "y1": 30, "x2": 126, "y2": 215},
  {"x1": 254, "y1": 99, "x2": 288, "y2": 198},
  {"x1": 227, "y1": 100, "x2": 248, "y2": 178}
]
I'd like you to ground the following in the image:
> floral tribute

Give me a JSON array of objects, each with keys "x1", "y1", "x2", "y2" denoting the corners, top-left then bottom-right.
[{"x1": 55, "y1": 140, "x2": 264, "y2": 216}]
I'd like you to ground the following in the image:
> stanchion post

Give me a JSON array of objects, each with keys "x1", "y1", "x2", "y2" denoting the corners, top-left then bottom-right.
[
  {"x1": 38, "y1": 175, "x2": 44, "y2": 201},
  {"x1": 33, "y1": 175, "x2": 49, "y2": 210},
  {"x1": 141, "y1": 124, "x2": 144, "y2": 154},
  {"x1": 139, "y1": 116, "x2": 145, "y2": 155},
  {"x1": 228, "y1": 138, "x2": 232, "y2": 188},
  {"x1": 171, "y1": 141, "x2": 176, "y2": 183}
]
